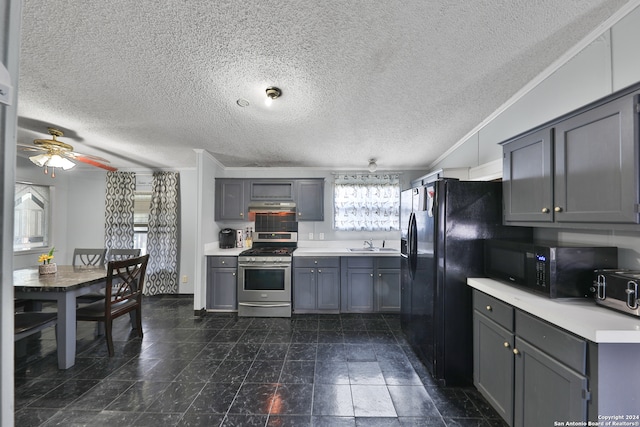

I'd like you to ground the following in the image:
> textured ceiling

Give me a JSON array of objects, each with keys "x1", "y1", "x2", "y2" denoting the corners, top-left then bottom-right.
[{"x1": 16, "y1": 0, "x2": 631, "y2": 172}]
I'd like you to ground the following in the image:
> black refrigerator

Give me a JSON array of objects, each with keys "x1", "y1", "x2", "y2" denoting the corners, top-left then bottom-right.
[{"x1": 400, "y1": 178, "x2": 531, "y2": 386}]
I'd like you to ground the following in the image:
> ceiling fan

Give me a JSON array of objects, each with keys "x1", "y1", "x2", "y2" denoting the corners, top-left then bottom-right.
[{"x1": 18, "y1": 127, "x2": 117, "y2": 177}]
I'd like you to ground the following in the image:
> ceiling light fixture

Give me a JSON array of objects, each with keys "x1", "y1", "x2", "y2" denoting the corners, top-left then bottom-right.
[
  {"x1": 368, "y1": 159, "x2": 377, "y2": 173},
  {"x1": 265, "y1": 86, "x2": 281, "y2": 106},
  {"x1": 29, "y1": 152, "x2": 76, "y2": 177}
]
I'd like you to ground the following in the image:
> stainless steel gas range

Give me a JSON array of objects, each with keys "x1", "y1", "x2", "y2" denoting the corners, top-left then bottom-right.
[{"x1": 237, "y1": 231, "x2": 297, "y2": 317}]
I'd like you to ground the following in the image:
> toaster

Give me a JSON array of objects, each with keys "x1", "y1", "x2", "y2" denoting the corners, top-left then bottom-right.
[{"x1": 593, "y1": 269, "x2": 640, "y2": 317}]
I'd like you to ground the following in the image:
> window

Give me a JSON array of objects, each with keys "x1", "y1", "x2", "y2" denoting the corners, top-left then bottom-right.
[
  {"x1": 14, "y1": 183, "x2": 51, "y2": 251},
  {"x1": 133, "y1": 175, "x2": 153, "y2": 255},
  {"x1": 333, "y1": 173, "x2": 400, "y2": 231}
]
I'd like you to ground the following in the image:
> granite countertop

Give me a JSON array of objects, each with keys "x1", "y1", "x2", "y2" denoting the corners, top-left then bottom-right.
[{"x1": 467, "y1": 277, "x2": 640, "y2": 344}]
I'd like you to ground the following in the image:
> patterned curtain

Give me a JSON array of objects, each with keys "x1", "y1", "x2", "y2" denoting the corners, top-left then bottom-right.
[
  {"x1": 145, "y1": 172, "x2": 180, "y2": 295},
  {"x1": 334, "y1": 173, "x2": 400, "y2": 231},
  {"x1": 104, "y1": 172, "x2": 136, "y2": 250}
]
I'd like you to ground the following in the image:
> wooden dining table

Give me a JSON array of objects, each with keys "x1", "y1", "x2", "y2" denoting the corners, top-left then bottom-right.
[{"x1": 14, "y1": 265, "x2": 108, "y2": 369}]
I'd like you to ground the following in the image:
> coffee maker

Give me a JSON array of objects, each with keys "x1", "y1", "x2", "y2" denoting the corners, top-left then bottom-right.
[{"x1": 218, "y1": 228, "x2": 236, "y2": 249}]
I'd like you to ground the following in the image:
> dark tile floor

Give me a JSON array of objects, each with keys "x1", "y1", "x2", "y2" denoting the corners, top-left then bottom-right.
[{"x1": 15, "y1": 296, "x2": 506, "y2": 426}]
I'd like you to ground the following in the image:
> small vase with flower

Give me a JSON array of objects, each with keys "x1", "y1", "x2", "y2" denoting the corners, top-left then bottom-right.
[{"x1": 38, "y1": 247, "x2": 57, "y2": 275}]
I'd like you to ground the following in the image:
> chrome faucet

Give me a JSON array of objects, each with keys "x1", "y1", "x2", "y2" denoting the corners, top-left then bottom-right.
[{"x1": 364, "y1": 239, "x2": 374, "y2": 248}]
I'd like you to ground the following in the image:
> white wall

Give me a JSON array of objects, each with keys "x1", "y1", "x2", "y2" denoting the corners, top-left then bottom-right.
[
  {"x1": 179, "y1": 168, "x2": 198, "y2": 294},
  {"x1": 193, "y1": 150, "x2": 224, "y2": 309},
  {"x1": 431, "y1": 4, "x2": 640, "y2": 270}
]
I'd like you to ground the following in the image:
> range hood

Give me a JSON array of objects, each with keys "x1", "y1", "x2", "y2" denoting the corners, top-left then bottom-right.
[{"x1": 248, "y1": 201, "x2": 296, "y2": 214}]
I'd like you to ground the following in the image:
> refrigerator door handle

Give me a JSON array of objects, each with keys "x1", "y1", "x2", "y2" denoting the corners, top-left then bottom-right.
[{"x1": 408, "y1": 212, "x2": 417, "y2": 279}]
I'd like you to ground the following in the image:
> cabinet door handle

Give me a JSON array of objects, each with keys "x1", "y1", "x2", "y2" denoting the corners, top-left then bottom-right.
[
  {"x1": 310, "y1": 269, "x2": 314, "y2": 273},
  {"x1": 240, "y1": 212, "x2": 244, "y2": 217},
  {"x1": 232, "y1": 272, "x2": 236, "y2": 276},
  {"x1": 513, "y1": 348, "x2": 520, "y2": 355},
  {"x1": 370, "y1": 273, "x2": 374, "y2": 277},
  {"x1": 503, "y1": 342, "x2": 510, "y2": 348},
  {"x1": 486, "y1": 305, "x2": 492, "y2": 312},
  {"x1": 318, "y1": 270, "x2": 322, "y2": 273},
  {"x1": 221, "y1": 261, "x2": 225, "y2": 264},
  {"x1": 554, "y1": 206, "x2": 563, "y2": 213},
  {"x1": 541, "y1": 208, "x2": 550, "y2": 213}
]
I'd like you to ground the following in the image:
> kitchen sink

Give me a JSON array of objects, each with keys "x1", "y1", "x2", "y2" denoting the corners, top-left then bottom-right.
[{"x1": 347, "y1": 247, "x2": 398, "y2": 252}]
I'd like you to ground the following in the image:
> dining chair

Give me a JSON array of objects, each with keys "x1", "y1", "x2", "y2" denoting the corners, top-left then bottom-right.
[
  {"x1": 78, "y1": 249, "x2": 143, "y2": 306},
  {"x1": 72, "y1": 248, "x2": 107, "y2": 267},
  {"x1": 107, "y1": 248, "x2": 141, "y2": 262},
  {"x1": 76, "y1": 254, "x2": 149, "y2": 356}
]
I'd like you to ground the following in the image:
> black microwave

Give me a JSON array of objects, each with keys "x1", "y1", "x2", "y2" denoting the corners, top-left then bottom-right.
[{"x1": 484, "y1": 240, "x2": 618, "y2": 298}]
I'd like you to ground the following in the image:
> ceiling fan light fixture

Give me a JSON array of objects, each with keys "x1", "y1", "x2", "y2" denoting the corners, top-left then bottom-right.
[
  {"x1": 29, "y1": 153, "x2": 49, "y2": 167},
  {"x1": 47, "y1": 154, "x2": 76, "y2": 170},
  {"x1": 368, "y1": 159, "x2": 377, "y2": 173},
  {"x1": 29, "y1": 153, "x2": 76, "y2": 170}
]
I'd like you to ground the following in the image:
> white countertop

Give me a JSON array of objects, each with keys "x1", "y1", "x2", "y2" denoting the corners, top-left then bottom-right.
[
  {"x1": 467, "y1": 277, "x2": 640, "y2": 344},
  {"x1": 293, "y1": 247, "x2": 400, "y2": 257},
  {"x1": 203, "y1": 245, "x2": 245, "y2": 256},
  {"x1": 204, "y1": 240, "x2": 401, "y2": 257}
]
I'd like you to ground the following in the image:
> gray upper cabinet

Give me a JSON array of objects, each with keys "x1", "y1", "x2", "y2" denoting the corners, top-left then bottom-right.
[
  {"x1": 503, "y1": 127, "x2": 553, "y2": 223},
  {"x1": 553, "y1": 93, "x2": 638, "y2": 224},
  {"x1": 502, "y1": 89, "x2": 640, "y2": 227},
  {"x1": 215, "y1": 178, "x2": 325, "y2": 222},
  {"x1": 295, "y1": 180, "x2": 324, "y2": 221},
  {"x1": 250, "y1": 180, "x2": 295, "y2": 201},
  {"x1": 215, "y1": 179, "x2": 248, "y2": 221}
]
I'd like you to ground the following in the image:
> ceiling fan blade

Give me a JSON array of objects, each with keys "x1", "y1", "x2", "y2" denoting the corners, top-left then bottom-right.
[
  {"x1": 17, "y1": 143, "x2": 48, "y2": 153},
  {"x1": 73, "y1": 155, "x2": 118, "y2": 171},
  {"x1": 68, "y1": 151, "x2": 112, "y2": 163}
]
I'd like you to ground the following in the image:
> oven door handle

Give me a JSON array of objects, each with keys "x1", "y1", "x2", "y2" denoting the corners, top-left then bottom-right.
[
  {"x1": 238, "y1": 264, "x2": 291, "y2": 268},
  {"x1": 238, "y1": 302, "x2": 291, "y2": 308}
]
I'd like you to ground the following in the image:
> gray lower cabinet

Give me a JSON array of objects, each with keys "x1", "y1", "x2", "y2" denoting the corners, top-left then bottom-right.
[
  {"x1": 375, "y1": 258, "x2": 401, "y2": 312},
  {"x1": 293, "y1": 257, "x2": 339, "y2": 312},
  {"x1": 473, "y1": 311, "x2": 515, "y2": 423},
  {"x1": 341, "y1": 257, "x2": 400, "y2": 313},
  {"x1": 514, "y1": 337, "x2": 588, "y2": 426},
  {"x1": 206, "y1": 256, "x2": 237, "y2": 311},
  {"x1": 473, "y1": 290, "x2": 588, "y2": 426}
]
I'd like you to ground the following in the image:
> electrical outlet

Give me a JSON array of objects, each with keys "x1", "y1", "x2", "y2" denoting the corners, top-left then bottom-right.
[
  {"x1": 309, "y1": 232, "x2": 314, "y2": 240},
  {"x1": 319, "y1": 233, "x2": 325, "y2": 240},
  {"x1": 182, "y1": 275, "x2": 188, "y2": 283}
]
